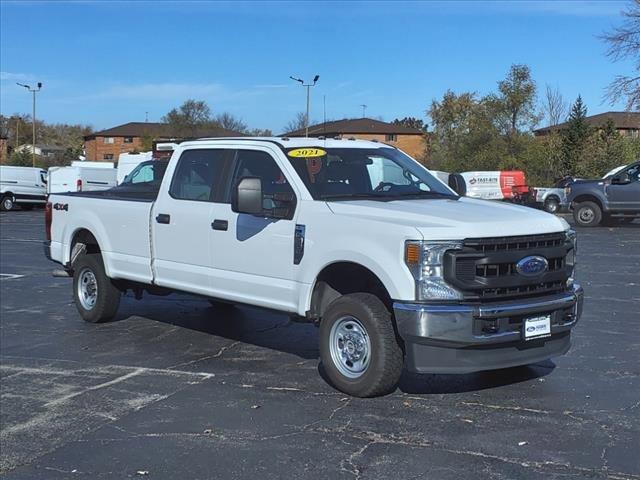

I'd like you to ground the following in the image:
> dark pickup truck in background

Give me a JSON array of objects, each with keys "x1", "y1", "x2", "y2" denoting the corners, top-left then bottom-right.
[{"x1": 567, "y1": 161, "x2": 640, "y2": 227}]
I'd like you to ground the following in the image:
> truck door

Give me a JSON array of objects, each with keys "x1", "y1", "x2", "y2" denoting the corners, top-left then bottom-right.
[
  {"x1": 151, "y1": 148, "x2": 232, "y2": 296},
  {"x1": 607, "y1": 163, "x2": 640, "y2": 212},
  {"x1": 208, "y1": 147, "x2": 300, "y2": 312}
]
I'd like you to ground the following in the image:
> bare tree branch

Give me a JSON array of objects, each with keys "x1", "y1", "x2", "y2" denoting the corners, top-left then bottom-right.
[
  {"x1": 602, "y1": 0, "x2": 640, "y2": 111},
  {"x1": 543, "y1": 84, "x2": 568, "y2": 126}
]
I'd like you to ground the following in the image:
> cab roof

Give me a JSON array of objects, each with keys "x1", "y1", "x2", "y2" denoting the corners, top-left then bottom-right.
[{"x1": 179, "y1": 136, "x2": 394, "y2": 150}]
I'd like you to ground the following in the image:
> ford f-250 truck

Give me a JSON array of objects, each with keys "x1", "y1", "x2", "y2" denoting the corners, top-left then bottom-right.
[{"x1": 44, "y1": 138, "x2": 583, "y2": 397}]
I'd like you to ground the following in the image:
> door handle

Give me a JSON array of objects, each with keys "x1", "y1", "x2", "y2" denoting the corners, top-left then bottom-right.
[
  {"x1": 211, "y1": 219, "x2": 228, "y2": 231},
  {"x1": 156, "y1": 214, "x2": 170, "y2": 224}
]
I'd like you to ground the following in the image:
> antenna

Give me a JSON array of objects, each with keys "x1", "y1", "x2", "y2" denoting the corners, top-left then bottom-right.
[
  {"x1": 360, "y1": 104, "x2": 367, "y2": 118},
  {"x1": 323, "y1": 95, "x2": 327, "y2": 137}
]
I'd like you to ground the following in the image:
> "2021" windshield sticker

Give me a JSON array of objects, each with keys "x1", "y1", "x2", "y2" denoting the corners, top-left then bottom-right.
[{"x1": 287, "y1": 148, "x2": 327, "y2": 158}]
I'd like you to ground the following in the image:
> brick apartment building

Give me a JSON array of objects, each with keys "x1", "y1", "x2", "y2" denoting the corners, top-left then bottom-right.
[
  {"x1": 83, "y1": 122, "x2": 242, "y2": 161},
  {"x1": 283, "y1": 118, "x2": 428, "y2": 158},
  {"x1": 534, "y1": 111, "x2": 640, "y2": 138}
]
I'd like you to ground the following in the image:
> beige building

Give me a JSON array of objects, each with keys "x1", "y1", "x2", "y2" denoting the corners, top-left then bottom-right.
[{"x1": 283, "y1": 118, "x2": 428, "y2": 159}]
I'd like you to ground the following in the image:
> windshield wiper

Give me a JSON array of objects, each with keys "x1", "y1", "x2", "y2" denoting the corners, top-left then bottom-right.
[
  {"x1": 319, "y1": 193, "x2": 392, "y2": 202},
  {"x1": 385, "y1": 191, "x2": 459, "y2": 200}
]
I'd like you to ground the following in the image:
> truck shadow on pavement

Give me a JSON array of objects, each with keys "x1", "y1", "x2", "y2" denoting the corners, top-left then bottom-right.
[{"x1": 117, "y1": 295, "x2": 554, "y2": 395}]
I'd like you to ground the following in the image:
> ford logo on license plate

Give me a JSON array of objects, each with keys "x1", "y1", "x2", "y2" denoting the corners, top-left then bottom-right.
[{"x1": 516, "y1": 255, "x2": 548, "y2": 277}]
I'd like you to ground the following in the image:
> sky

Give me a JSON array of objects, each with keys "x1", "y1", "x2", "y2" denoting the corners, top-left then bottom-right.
[{"x1": 0, "y1": 0, "x2": 635, "y2": 134}]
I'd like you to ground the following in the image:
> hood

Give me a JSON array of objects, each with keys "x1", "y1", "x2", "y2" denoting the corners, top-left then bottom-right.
[{"x1": 327, "y1": 197, "x2": 568, "y2": 240}]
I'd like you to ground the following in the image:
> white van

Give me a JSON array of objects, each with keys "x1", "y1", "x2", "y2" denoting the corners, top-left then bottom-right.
[
  {"x1": 117, "y1": 152, "x2": 152, "y2": 184},
  {"x1": 0, "y1": 166, "x2": 48, "y2": 211},
  {"x1": 47, "y1": 165, "x2": 117, "y2": 194}
]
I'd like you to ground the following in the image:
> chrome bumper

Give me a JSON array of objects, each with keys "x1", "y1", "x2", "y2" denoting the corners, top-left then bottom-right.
[
  {"x1": 393, "y1": 284, "x2": 583, "y2": 374},
  {"x1": 394, "y1": 284, "x2": 583, "y2": 346}
]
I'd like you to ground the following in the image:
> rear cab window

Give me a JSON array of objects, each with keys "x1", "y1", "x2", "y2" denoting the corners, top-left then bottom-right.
[{"x1": 169, "y1": 149, "x2": 231, "y2": 202}]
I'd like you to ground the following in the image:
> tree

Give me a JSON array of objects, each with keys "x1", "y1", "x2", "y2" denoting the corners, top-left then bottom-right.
[
  {"x1": 490, "y1": 64, "x2": 540, "y2": 135},
  {"x1": 162, "y1": 99, "x2": 212, "y2": 136},
  {"x1": 214, "y1": 112, "x2": 248, "y2": 133},
  {"x1": 542, "y1": 84, "x2": 568, "y2": 126},
  {"x1": 561, "y1": 95, "x2": 591, "y2": 175},
  {"x1": 247, "y1": 128, "x2": 273, "y2": 136},
  {"x1": 392, "y1": 117, "x2": 428, "y2": 132},
  {"x1": 602, "y1": 0, "x2": 640, "y2": 110},
  {"x1": 283, "y1": 112, "x2": 308, "y2": 134}
]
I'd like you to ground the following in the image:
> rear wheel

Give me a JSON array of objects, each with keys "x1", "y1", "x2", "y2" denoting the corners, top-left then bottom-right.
[
  {"x1": 319, "y1": 293, "x2": 403, "y2": 397},
  {"x1": 1, "y1": 196, "x2": 14, "y2": 211},
  {"x1": 543, "y1": 197, "x2": 560, "y2": 213},
  {"x1": 73, "y1": 254, "x2": 121, "y2": 323},
  {"x1": 573, "y1": 201, "x2": 602, "y2": 227}
]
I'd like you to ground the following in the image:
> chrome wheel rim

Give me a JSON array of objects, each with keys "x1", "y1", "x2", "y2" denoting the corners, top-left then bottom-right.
[
  {"x1": 546, "y1": 201, "x2": 558, "y2": 213},
  {"x1": 329, "y1": 316, "x2": 371, "y2": 379},
  {"x1": 578, "y1": 207, "x2": 594, "y2": 223},
  {"x1": 3, "y1": 198, "x2": 13, "y2": 210},
  {"x1": 77, "y1": 268, "x2": 98, "y2": 310}
]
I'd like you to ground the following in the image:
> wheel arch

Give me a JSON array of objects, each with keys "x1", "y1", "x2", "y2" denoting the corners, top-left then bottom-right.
[
  {"x1": 307, "y1": 261, "x2": 394, "y2": 321},
  {"x1": 572, "y1": 194, "x2": 604, "y2": 211}
]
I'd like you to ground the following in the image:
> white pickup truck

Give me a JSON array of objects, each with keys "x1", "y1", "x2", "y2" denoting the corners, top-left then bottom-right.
[{"x1": 44, "y1": 138, "x2": 583, "y2": 397}]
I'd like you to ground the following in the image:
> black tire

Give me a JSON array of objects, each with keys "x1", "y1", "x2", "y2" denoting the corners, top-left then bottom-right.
[
  {"x1": 573, "y1": 201, "x2": 602, "y2": 227},
  {"x1": 543, "y1": 197, "x2": 560, "y2": 214},
  {"x1": 72, "y1": 254, "x2": 121, "y2": 323},
  {"x1": 319, "y1": 293, "x2": 403, "y2": 397},
  {"x1": 1, "y1": 195, "x2": 14, "y2": 212}
]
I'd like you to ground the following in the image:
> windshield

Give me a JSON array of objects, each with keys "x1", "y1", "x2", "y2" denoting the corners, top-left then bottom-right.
[
  {"x1": 285, "y1": 147, "x2": 456, "y2": 201},
  {"x1": 122, "y1": 160, "x2": 168, "y2": 186}
]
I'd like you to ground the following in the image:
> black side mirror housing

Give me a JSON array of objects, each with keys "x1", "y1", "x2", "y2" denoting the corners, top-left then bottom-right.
[
  {"x1": 611, "y1": 174, "x2": 630, "y2": 185},
  {"x1": 448, "y1": 173, "x2": 467, "y2": 196},
  {"x1": 232, "y1": 177, "x2": 263, "y2": 215}
]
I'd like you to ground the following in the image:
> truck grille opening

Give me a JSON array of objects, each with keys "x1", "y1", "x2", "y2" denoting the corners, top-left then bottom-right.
[{"x1": 444, "y1": 233, "x2": 571, "y2": 302}]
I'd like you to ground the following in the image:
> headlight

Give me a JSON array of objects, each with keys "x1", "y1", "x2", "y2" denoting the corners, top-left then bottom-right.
[
  {"x1": 405, "y1": 241, "x2": 463, "y2": 300},
  {"x1": 565, "y1": 229, "x2": 577, "y2": 286}
]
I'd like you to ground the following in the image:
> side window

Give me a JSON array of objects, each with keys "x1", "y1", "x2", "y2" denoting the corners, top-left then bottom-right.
[
  {"x1": 230, "y1": 149, "x2": 295, "y2": 210},
  {"x1": 626, "y1": 164, "x2": 639, "y2": 182},
  {"x1": 170, "y1": 149, "x2": 227, "y2": 202}
]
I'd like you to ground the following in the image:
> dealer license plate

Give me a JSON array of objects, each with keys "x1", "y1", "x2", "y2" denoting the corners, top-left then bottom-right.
[{"x1": 524, "y1": 315, "x2": 551, "y2": 340}]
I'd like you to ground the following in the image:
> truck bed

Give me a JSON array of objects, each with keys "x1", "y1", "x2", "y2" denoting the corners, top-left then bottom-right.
[{"x1": 55, "y1": 187, "x2": 159, "y2": 202}]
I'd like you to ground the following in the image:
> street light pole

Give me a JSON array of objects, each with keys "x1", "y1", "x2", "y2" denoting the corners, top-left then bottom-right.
[
  {"x1": 17, "y1": 82, "x2": 43, "y2": 167},
  {"x1": 290, "y1": 75, "x2": 319, "y2": 137}
]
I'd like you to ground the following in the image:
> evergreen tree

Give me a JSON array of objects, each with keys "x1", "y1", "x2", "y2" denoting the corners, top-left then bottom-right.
[{"x1": 561, "y1": 95, "x2": 591, "y2": 175}]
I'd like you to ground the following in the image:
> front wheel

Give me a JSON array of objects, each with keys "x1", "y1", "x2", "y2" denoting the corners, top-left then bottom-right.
[
  {"x1": 73, "y1": 254, "x2": 121, "y2": 323},
  {"x1": 319, "y1": 293, "x2": 403, "y2": 397},
  {"x1": 1, "y1": 195, "x2": 14, "y2": 211},
  {"x1": 573, "y1": 201, "x2": 602, "y2": 227}
]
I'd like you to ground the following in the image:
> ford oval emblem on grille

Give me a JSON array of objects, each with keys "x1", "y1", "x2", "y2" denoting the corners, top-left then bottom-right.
[{"x1": 516, "y1": 255, "x2": 548, "y2": 277}]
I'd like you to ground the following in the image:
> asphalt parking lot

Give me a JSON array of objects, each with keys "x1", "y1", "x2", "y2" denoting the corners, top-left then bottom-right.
[{"x1": 0, "y1": 209, "x2": 639, "y2": 479}]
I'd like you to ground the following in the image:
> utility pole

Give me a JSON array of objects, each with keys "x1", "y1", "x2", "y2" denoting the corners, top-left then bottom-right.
[
  {"x1": 290, "y1": 75, "x2": 320, "y2": 137},
  {"x1": 17, "y1": 82, "x2": 43, "y2": 167},
  {"x1": 145, "y1": 111, "x2": 149, "y2": 122},
  {"x1": 360, "y1": 104, "x2": 367, "y2": 118}
]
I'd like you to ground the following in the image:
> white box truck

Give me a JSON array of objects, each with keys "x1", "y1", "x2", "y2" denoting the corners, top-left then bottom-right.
[{"x1": 47, "y1": 164, "x2": 117, "y2": 194}]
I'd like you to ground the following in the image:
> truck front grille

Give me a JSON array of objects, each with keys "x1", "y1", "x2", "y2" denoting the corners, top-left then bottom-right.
[{"x1": 444, "y1": 233, "x2": 571, "y2": 302}]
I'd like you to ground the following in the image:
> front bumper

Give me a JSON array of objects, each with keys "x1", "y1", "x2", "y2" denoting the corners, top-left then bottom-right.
[{"x1": 394, "y1": 284, "x2": 583, "y2": 374}]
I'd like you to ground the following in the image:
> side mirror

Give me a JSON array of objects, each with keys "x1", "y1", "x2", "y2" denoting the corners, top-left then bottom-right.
[
  {"x1": 448, "y1": 173, "x2": 467, "y2": 196},
  {"x1": 611, "y1": 174, "x2": 630, "y2": 185},
  {"x1": 232, "y1": 177, "x2": 263, "y2": 215}
]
